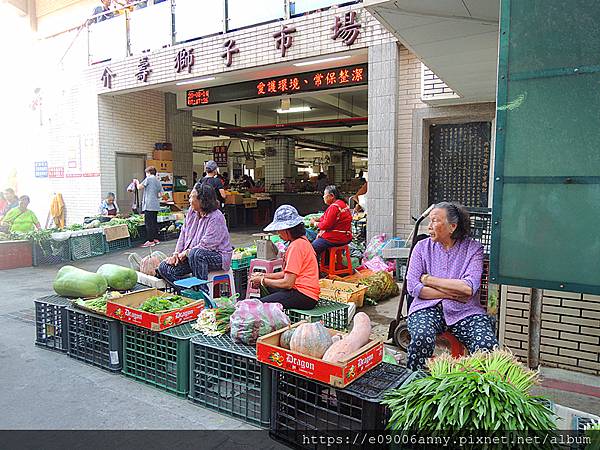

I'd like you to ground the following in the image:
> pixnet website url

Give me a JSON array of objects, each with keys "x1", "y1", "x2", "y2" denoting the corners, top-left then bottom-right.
[{"x1": 300, "y1": 433, "x2": 591, "y2": 447}]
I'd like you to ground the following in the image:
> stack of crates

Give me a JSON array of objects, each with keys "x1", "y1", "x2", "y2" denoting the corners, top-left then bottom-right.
[
  {"x1": 232, "y1": 267, "x2": 249, "y2": 297},
  {"x1": 287, "y1": 299, "x2": 350, "y2": 331},
  {"x1": 34, "y1": 295, "x2": 71, "y2": 352},
  {"x1": 189, "y1": 334, "x2": 271, "y2": 428},
  {"x1": 122, "y1": 322, "x2": 199, "y2": 397},
  {"x1": 270, "y1": 363, "x2": 417, "y2": 449},
  {"x1": 66, "y1": 306, "x2": 123, "y2": 372},
  {"x1": 69, "y1": 229, "x2": 106, "y2": 260}
]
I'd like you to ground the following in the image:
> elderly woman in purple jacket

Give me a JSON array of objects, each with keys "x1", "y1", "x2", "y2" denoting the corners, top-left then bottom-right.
[
  {"x1": 158, "y1": 183, "x2": 232, "y2": 294},
  {"x1": 405, "y1": 202, "x2": 498, "y2": 371}
]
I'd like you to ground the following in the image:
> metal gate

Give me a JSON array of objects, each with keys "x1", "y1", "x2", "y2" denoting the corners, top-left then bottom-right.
[{"x1": 428, "y1": 122, "x2": 491, "y2": 208}]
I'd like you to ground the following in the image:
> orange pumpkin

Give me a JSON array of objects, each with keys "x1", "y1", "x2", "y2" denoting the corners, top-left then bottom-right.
[{"x1": 290, "y1": 322, "x2": 333, "y2": 358}]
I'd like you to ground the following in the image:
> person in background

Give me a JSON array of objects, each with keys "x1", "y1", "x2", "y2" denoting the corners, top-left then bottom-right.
[
  {"x1": 351, "y1": 181, "x2": 368, "y2": 213},
  {"x1": 0, "y1": 193, "x2": 7, "y2": 216},
  {"x1": 310, "y1": 185, "x2": 353, "y2": 258},
  {"x1": 1, "y1": 195, "x2": 40, "y2": 234},
  {"x1": 356, "y1": 170, "x2": 367, "y2": 185},
  {"x1": 158, "y1": 183, "x2": 232, "y2": 295},
  {"x1": 90, "y1": 0, "x2": 114, "y2": 23},
  {"x1": 98, "y1": 192, "x2": 120, "y2": 217},
  {"x1": 249, "y1": 205, "x2": 319, "y2": 310},
  {"x1": 315, "y1": 172, "x2": 329, "y2": 194},
  {"x1": 126, "y1": 181, "x2": 140, "y2": 214},
  {"x1": 240, "y1": 174, "x2": 255, "y2": 189},
  {"x1": 405, "y1": 202, "x2": 498, "y2": 371},
  {"x1": 135, "y1": 166, "x2": 163, "y2": 247},
  {"x1": 221, "y1": 172, "x2": 230, "y2": 190},
  {"x1": 202, "y1": 160, "x2": 226, "y2": 206},
  {"x1": 1, "y1": 188, "x2": 18, "y2": 216}
]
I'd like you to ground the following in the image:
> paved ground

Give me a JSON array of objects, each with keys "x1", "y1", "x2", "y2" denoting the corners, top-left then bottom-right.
[{"x1": 0, "y1": 228, "x2": 598, "y2": 432}]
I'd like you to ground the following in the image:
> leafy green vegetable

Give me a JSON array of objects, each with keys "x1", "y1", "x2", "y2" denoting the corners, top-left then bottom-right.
[{"x1": 138, "y1": 295, "x2": 191, "y2": 313}]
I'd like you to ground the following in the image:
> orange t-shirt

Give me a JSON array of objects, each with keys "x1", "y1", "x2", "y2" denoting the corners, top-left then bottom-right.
[{"x1": 284, "y1": 236, "x2": 320, "y2": 301}]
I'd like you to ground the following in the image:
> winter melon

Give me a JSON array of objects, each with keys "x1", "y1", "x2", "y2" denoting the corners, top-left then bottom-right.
[
  {"x1": 53, "y1": 265, "x2": 108, "y2": 298},
  {"x1": 97, "y1": 264, "x2": 137, "y2": 291}
]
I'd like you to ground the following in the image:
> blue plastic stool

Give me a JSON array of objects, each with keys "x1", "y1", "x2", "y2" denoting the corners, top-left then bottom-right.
[{"x1": 174, "y1": 278, "x2": 214, "y2": 308}]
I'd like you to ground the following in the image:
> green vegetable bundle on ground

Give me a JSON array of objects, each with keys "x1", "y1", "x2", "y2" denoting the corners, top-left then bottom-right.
[
  {"x1": 357, "y1": 270, "x2": 399, "y2": 303},
  {"x1": 383, "y1": 350, "x2": 557, "y2": 448}
]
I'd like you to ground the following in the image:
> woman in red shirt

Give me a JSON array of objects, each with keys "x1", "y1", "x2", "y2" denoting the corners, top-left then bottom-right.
[{"x1": 310, "y1": 185, "x2": 353, "y2": 258}]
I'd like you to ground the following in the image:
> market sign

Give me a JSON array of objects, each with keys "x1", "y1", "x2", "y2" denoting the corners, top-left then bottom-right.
[
  {"x1": 186, "y1": 64, "x2": 367, "y2": 107},
  {"x1": 213, "y1": 145, "x2": 228, "y2": 167}
]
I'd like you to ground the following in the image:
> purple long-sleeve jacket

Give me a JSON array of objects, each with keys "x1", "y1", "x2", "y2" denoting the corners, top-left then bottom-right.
[
  {"x1": 175, "y1": 209, "x2": 233, "y2": 270},
  {"x1": 406, "y1": 237, "x2": 484, "y2": 325}
]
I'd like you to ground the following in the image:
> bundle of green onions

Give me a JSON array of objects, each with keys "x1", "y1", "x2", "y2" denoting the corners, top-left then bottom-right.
[{"x1": 192, "y1": 305, "x2": 236, "y2": 336}]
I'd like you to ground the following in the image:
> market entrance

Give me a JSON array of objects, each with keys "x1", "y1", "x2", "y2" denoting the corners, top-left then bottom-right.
[{"x1": 182, "y1": 65, "x2": 369, "y2": 230}]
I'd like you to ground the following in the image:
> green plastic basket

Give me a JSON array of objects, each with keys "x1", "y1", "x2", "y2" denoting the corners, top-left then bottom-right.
[
  {"x1": 69, "y1": 232, "x2": 106, "y2": 260},
  {"x1": 189, "y1": 334, "x2": 271, "y2": 428},
  {"x1": 104, "y1": 237, "x2": 132, "y2": 253},
  {"x1": 286, "y1": 299, "x2": 349, "y2": 331},
  {"x1": 122, "y1": 322, "x2": 199, "y2": 396}
]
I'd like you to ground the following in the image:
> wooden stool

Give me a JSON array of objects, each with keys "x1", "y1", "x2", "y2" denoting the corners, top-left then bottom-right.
[{"x1": 320, "y1": 245, "x2": 353, "y2": 277}]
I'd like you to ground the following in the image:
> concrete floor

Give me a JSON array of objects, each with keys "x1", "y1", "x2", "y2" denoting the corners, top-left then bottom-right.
[{"x1": 0, "y1": 227, "x2": 598, "y2": 431}]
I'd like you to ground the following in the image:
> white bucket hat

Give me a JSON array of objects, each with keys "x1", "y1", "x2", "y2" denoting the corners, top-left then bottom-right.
[{"x1": 264, "y1": 205, "x2": 304, "y2": 232}]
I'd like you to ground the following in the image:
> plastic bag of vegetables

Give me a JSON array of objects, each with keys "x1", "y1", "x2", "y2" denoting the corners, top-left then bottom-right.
[
  {"x1": 230, "y1": 299, "x2": 290, "y2": 345},
  {"x1": 357, "y1": 270, "x2": 399, "y2": 303}
]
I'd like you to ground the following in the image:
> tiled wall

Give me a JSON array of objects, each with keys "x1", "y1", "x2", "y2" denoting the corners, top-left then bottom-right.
[
  {"x1": 502, "y1": 286, "x2": 600, "y2": 375},
  {"x1": 97, "y1": 90, "x2": 166, "y2": 196},
  {"x1": 165, "y1": 93, "x2": 193, "y2": 185},
  {"x1": 421, "y1": 65, "x2": 457, "y2": 100}
]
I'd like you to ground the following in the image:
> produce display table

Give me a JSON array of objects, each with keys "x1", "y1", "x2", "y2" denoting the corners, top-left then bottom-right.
[{"x1": 0, "y1": 240, "x2": 32, "y2": 270}]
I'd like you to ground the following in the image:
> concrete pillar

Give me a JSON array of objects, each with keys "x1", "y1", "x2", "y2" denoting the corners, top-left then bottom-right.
[
  {"x1": 165, "y1": 93, "x2": 193, "y2": 186},
  {"x1": 265, "y1": 137, "x2": 296, "y2": 191},
  {"x1": 367, "y1": 42, "x2": 399, "y2": 241},
  {"x1": 342, "y1": 150, "x2": 353, "y2": 182}
]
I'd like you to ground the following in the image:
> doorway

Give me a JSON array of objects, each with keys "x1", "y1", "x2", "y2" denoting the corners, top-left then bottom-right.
[{"x1": 116, "y1": 153, "x2": 146, "y2": 213}]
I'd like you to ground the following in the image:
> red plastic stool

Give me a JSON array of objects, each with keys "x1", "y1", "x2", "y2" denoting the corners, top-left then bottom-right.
[
  {"x1": 436, "y1": 331, "x2": 467, "y2": 358},
  {"x1": 320, "y1": 245, "x2": 353, "y2": 277}
]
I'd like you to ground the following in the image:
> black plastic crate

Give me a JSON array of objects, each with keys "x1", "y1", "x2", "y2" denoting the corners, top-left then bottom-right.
[
  {"x1": 189, "y1": 334, "x2": 271, "y2": 428},
  {"x1": 573, "y1": 416, "x2": 599, "y2": 450},
  {"x1": 66, "y1": 306, "x2": 123, "y2": 372},
  {"x1": 105, "y1": 237, "x2": 132, "y2": 253},
  {"x1": 122, "y1": 322, "x2": 198, "y2": 397},
  {"x1": 158, "y1": 230, "x2": 180, "y2": 242},
  {"x1": 34, "y1": 295, "x2": 71, "y2": 353},
  {"x1": 233, "y1": 267, "x2": 248, "y2": 297},
  {"x1": 32, "y1": 239, "x2": 71, "y2": 266},
  {"x1": 270, "y1": 363, "x2": 416, "y2": 450}
]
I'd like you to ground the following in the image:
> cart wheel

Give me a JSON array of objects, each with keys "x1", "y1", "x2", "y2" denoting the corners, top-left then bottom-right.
[{"x1": 393, "y1": 320, "x2": 411, "y2": 351}]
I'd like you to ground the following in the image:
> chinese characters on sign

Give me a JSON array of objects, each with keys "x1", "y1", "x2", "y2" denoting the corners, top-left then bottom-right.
[
  {"x1": 186, "y1": 64, "x2": 367, "y2": 106},
  {"x1": 212, "y1": 146, "x2": 228, "y2": 167},
  {"x1": 101, "y1": 67, "x2": 115, "y2": 89},
  {"x1": 136, "y1": 57, "x2": 152, "y2": 82},
  {"x1": 273, "y1": 25, "x2": 296, "y2": 57},
  {"x1": 175, "y1": 48, "x2": 195, "y2": 73},
  {"x1": 221, "y1": 39, "x2": 239, "y2": 67},
  {"x1": 332, "y1": 11, "x2": 361, "y2": 45},
  {"x1": 187, "y1": 89, "x2": 210, "y2": 106}
]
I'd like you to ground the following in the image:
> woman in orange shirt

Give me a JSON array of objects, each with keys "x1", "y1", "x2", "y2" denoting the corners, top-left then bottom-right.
[{"x1": 249, "y1": 205, "x2": 319, "y2": 310}]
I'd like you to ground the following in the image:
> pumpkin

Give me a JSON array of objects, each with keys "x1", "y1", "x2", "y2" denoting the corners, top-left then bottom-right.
[
  {"x1": 290, "y1": 322, "x2": 333, "y2": 358},
  {"x1": 53, "y1": 265, "x2": 108, "y2": 298},
  {"x1": 322, "y1": 312, "x2": 372, "y2": 363},
  {"x1": 279, "y1": 328, "x2": 296, "y2": 349}
]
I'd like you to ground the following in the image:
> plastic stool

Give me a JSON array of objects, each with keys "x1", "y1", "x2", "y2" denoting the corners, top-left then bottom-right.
[
  {"x1": 208, "y1": 268, "x2": 236, "y2": 299},
  {"x1": 436, "y1": 331, "x2": 467, "y2": 358},
  {"x1": 320, "y1": 245, "x2": 353, "y2": 277},
  {"x1": 245, "y1": 258, "x2": 284, "y2": 299}
]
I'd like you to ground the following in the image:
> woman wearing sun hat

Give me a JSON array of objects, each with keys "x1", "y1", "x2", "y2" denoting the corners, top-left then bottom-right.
[{"x1": 248, "y1": 205, "x2": 319, "y2": 309}]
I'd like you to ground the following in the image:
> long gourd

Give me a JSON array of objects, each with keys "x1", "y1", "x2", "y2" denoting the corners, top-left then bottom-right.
[{"x1": 321, "y1": 312, "x2": 371, "y2": 363}]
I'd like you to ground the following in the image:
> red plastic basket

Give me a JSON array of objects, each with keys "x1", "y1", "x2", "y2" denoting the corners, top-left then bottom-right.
[{"x1": 0, "y1": 240, "x2": 32, "y2": 270}]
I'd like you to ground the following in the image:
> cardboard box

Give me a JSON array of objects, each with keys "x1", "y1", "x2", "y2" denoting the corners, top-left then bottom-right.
[
  {"x1": 173, "y1": 192, "x2": 189, "y2": 204},
  {"x1": 103, "y1": 224, "x2": 130, "y2": 242},
  {"x1": 225, "y1": 194, "x2": 244, "y2": 204},
  {"x1": 106, "y1": 288, "x2": 203, "y2": 331},
  {"x1": 153, "y1": 150, "x2": 173, "y2": 160},
  {"x1": 157, "y1": 172, "x2": 173, "y2": 184},
  {"x1": 146, "y1": 159, "x2": 173, "y2": 173},
  {"x1": 160, "y1": 188, "x2": 173, "y2": 202},
  {"x1": 243, "y1": 198, "x2": 257, "y2": 209},
  {"x1": 319, "y1": 279, "x2": 368, "y2": 308},
  {"x1": 257, "y1": 321, "x2": 384, "y2": 388}
]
